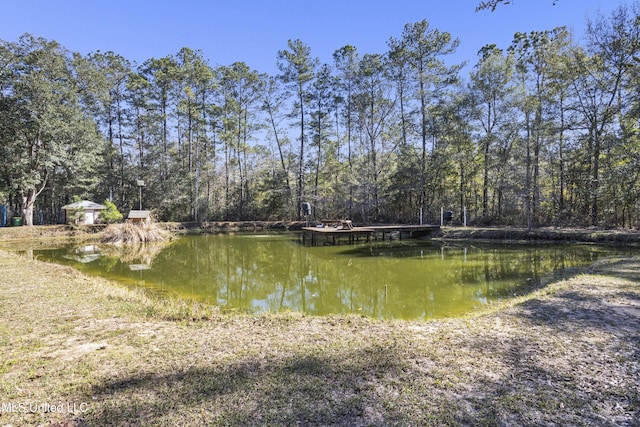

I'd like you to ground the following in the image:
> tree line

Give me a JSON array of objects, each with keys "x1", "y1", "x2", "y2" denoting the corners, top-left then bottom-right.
[{"x1": 1, "y1": 3, "x2": 640, "y2": 228}]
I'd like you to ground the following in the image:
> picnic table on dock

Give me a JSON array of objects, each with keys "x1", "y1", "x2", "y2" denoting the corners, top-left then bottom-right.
[
  {"x1": 301, "y1": 220, "x2": 374, "y2": 245},
  {"x1": 315, "y1": 219, "x2": 355, "y2": 230}
]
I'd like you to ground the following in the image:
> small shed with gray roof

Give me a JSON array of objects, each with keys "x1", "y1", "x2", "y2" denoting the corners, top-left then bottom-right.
[
  {"x1": 127, "y1": 210, "x2": 152, "y2": 226},
  {"x1": 61, "y1": 200, "x2": 106, "y2": 225}
]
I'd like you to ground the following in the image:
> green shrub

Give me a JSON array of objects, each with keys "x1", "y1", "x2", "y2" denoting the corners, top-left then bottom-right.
[{"x1": 100, "y1": 199, "x2": 123, "y2": 224}]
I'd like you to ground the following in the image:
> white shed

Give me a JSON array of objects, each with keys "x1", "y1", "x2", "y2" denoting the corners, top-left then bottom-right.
[{"x1": 61, "y1": 200, "x2": 106, "y2": 225}]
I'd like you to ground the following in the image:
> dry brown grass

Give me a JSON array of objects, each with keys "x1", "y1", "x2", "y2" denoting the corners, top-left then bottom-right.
[
  {"x1": 440, "y1": 226, "x2": 640, "y2": 245},
  {"x1": 100, "y1": 222, "x2": 172, "y2": 245},
  {"x1": 0, "y1": 224, "x2": 103, "y2": 243},
  {"x1": 0, "y1": 251, "x2": 638, "y2": 426}
]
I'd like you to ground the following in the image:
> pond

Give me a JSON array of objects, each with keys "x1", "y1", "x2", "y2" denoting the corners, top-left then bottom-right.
[{"x1": 30, "y1": 234, "x2": 635, "y2": 320}]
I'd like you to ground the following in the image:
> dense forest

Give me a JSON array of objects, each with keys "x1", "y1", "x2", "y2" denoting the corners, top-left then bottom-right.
[{"x1": 2, "y1": 3, "x2": 640, "y2": 228}]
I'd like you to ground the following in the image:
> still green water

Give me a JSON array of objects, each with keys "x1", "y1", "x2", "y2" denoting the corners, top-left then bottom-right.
[{"x1": 32, "y1": 234, "x2": 632, "y2": 319}]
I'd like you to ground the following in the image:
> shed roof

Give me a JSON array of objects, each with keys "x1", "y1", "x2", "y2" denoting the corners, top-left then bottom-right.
[
  {"x1": 127, "y1": 210, "x2": 152, "y2": 219},
  {"x1": 61, "y1": 200, "x2": 106, "y2": 210}
]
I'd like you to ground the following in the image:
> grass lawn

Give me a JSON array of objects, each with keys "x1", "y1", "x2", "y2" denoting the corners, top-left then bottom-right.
[{"x1": 0, "y1": 249, "x2": 638, "y2": 426}]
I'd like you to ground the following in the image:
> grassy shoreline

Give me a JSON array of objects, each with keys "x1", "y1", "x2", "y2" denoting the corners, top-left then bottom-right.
[
  {"x1": 2, "y1": 223, "x2": 640, "y2": 245},
  {"x1": 0, "y1": 249, "x2": 638, "y2": 426}
]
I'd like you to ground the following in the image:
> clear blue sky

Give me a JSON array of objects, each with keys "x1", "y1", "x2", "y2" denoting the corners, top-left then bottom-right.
[{"x1": 0, "y1": 0, "x2": 626, "y2": 75}]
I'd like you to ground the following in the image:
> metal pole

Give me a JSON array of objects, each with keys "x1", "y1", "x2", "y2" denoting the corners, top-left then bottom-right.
[
  {"x1": 419, "y1": 208, "x2": 423, "y2": 225},
  {"x1": 137, "y1": 180, "x2": 145, "y2": 211}
]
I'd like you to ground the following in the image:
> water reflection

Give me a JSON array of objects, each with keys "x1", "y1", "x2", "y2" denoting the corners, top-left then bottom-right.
[
  {"x1": 62, "y1": 244, "x2": 101, "y2": 263},
  {"x1": 33, "y1": 235, "x2": 633, "y2": 320}
]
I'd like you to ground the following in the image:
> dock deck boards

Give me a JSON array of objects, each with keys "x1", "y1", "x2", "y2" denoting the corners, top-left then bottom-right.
[
  {"x1": 301, "y1": 226, "x2": 375, "y2": 234},
  {"x1": 300, "y1": 223, "x2": 440, "y2": 245},
  {"x1": 368, "y1": 224, "x2": 440, "y2": 232}
]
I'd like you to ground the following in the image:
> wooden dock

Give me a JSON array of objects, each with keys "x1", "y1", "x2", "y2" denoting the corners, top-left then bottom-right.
[
  {"x1": 301, "y1": 222, "x2": 440, "y2": 246},
  {"x1": 368, "y1": 224, "x2": 442, "y2": 239}
]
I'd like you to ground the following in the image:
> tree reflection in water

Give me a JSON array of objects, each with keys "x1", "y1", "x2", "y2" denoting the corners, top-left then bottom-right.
[{"x1": 35, "y1": 235, "x2": 633, "y2": 320}]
